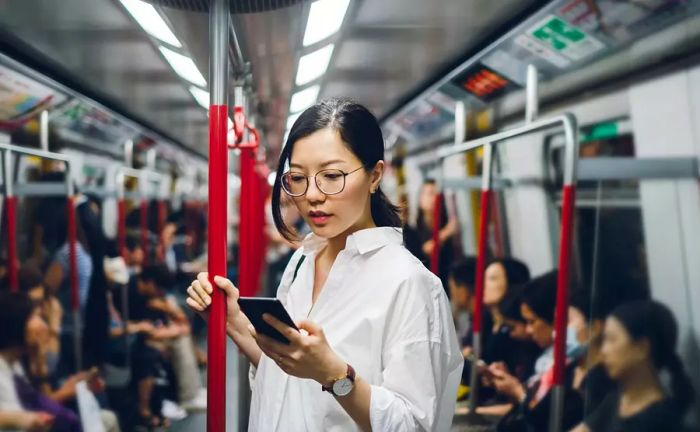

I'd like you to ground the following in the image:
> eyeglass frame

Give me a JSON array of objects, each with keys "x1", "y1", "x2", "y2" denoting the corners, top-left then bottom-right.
[{"x1": 281, "y1": 166, "x2": 365, "y2": 197}]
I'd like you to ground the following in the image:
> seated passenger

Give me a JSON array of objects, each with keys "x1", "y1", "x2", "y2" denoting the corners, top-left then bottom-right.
[
  {"x1": 448, "y1": 256, "x2": 478, "y2": 348},
  {"x1": 572, "y1": 300, "x2": 695, "y2": 432},
  {"x1": 482, "y1": 259, "x2": 533, "y2": 375},
  {"x1": 0, "y1": 292, "x2": 82, "y2": 431},
  {"x1": 483, "y1": 271, "x2": 583, "y2": 431},
  {"x1": 567, "y1": 289, "x2": 616, "y2": 417},
  {"x1": 18, "y1": 265, "x2": 63, "y2": 380},
  {"x1": 484, "y1": 290, "x2": 541, "y2": 383}
]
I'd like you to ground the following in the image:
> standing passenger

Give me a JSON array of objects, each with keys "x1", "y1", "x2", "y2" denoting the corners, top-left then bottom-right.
[{"x1": 187, "y1": 98, "x2": 462, "y2": 431}]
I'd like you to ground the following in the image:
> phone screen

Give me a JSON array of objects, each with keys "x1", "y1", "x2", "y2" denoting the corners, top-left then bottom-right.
[{"x1": 238, "y1": 297, "x2": 299, "y2": 344}]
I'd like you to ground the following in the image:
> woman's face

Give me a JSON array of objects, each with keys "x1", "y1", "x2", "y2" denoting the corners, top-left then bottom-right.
[
  {"x1": 601, "y1": 317, "x2": 649, "y2": 380},
  {"x1": 483, "y1": 263, "x2": 508, "y2": 307},
  {"x1": 25, "y1": 308, "x2": 49, "y2": 348},
  {"x1": 289, "y1": 128, "x2": 381, "y2": 240},
  {"x1": 521, "y1": 303, "x2": 554, "y2": 348},
  {"x1": 448, "y1": 276, "x2": 471, "y2": 311},
  {"x1": 419, "y1": 183, "x2": 437, "y2": 213}
]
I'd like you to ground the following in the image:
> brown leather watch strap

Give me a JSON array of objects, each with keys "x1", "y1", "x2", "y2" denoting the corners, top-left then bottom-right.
[{"x1": 322, "y1": 364, "x2": 355, "y2": 393}]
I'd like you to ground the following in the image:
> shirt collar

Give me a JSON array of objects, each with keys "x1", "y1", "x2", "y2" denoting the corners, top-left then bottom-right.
[{"x1": 301, "y1": 227, "x2": 403, "y2": 256}]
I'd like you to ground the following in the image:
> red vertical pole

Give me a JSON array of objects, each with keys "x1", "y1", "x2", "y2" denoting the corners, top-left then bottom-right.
[
  {"x1": 429, "y1": 193, "x2": 443, "y2": 275},
  {"x1": 117, "y1": 199, "x2": 127, "y2": 259},
  {"x1": 472, "y1": 190, "x2": 491, "y2": 335},
  {"x1": 140, "y1": 199, "x2": 149, "y2": 265},
  {"x1": 157, "y1": 200, "x2": 167, "y2": 263},
  {"x1": 553, "y1": 185, "x2": 576, "y2": 385},
  {"x1": 208, "y1": 105, "x2": 228, "y2": 432},
  {"x1": 66, "y1": 197, "x2": 79, "y2": 312},
  {"x1": 5, "y1": 196, "x2": 18, "y2": 292},
  {"x1": 66, "y1": 196, "x2": 82, "y2": 371},
  {"x1": 238, "y1": 148, "x2": 254, "y2": 297}
]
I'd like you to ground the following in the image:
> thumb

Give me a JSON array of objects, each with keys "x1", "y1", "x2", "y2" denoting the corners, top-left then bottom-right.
[
  {"x1": 297, "y1": 320, "x2": 322, "y2": 335},
  {"x1": 214, "y1": 275, "x2": 239, "y2": 299}
]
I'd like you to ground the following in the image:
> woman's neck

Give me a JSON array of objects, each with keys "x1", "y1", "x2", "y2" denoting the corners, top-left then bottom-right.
[
  {"x1": 619, "y1": 363, "x2": 665, "y2": 409},
  {"x1": 324, "y1": 216, "x2": 376, "y2": 260}
]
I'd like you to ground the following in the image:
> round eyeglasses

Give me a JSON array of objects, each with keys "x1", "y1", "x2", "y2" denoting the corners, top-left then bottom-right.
[{"x1": 281, "y1": 167, "x2": 364, "y2": 197}]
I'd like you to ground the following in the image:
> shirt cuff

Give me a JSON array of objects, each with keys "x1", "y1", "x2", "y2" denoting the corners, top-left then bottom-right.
[{"x1": 369, "y1": 384, "x2": 419, "y2": 432}]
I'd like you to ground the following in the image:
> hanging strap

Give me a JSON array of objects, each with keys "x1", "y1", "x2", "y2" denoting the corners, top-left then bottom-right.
[{"x1": 292, "y1": 254, "x2": 306, "y2": 284}]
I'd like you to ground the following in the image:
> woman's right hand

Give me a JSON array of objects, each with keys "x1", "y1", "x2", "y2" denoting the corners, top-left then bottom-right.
[{"x1": 186, "y1": 272, "x2": 246, "y2": 330}]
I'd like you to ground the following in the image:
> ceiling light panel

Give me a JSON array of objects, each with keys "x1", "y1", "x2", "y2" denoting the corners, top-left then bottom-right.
[
  {"x1": 189, "y1": 86, "x2": 209, "y2": 108},
  {"x1": 289, "y1": 85, "x2": 320, "y2": 113},
  {"x1": 160, "y1": 46, "x2": 207, "y2": 87},
  {"x1": 120, "y1": 0, "x2": 182, "y2": 48},
  {"x1": 303, "y1": 0, "x2": 351, "y2": 47},
  {"x1": 295, "y1": 44, "x2": 335, "y2": 86}
]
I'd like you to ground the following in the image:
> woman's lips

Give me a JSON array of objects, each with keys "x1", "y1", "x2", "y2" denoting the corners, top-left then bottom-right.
[{"x1": 309, "y1": 213, "x2": 332, "y2": 225}]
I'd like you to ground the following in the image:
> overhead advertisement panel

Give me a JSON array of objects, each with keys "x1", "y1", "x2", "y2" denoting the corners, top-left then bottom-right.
[
  {"x1": 386, "y1": 0, "x2": 700, "y2": 146},
  {"x1": 451, "y1": 63, "x2": 521, "y2": 103},
  {"x1": 0, "y1": 65, "x2": 66, "y2": 121}
]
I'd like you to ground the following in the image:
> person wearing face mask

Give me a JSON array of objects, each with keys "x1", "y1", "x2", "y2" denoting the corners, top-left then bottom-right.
[
  {"x1": 567, "y1": 289, "x2": 616, "y2": 418},
  {"x1": 482, "y1": 271, "x2": 584, "y2": 431},
  {"x1": 572, "y1": 300, "x2": 695, "y2": 432},
  {"x1": 186, "y1": 98, "x2": 462, "y2": 431}
]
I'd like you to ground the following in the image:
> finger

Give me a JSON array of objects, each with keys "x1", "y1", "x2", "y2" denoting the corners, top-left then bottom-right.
[
  {"x1": 256, "y1": 332, "x2": 294, "y2": 357},
  {"x1": 186, "y1": 297, "x2": 204, "y2": 312},
  {"x1": 262, "y1": 314, "x2": 301, "y2": 343},
  {"x1": 296, "y1": 319, "x2": 321, "y2": 335},
  {"x1": 190, "y1": 281, "x2": 211, "y2": 306},
  {"x1": 214, "y1": 275, "x2": 238, "y2": 299},
  {"x1": 196, "y1": 272, "x2": 213, "y2": 295}
]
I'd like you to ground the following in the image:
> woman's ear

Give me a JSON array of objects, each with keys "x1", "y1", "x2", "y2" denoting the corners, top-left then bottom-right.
[{"x1": 370, "y1": 161, "x2": 384, "y2": 193}]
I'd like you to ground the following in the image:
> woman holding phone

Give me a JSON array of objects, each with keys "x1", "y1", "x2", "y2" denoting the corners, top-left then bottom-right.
[{"x1": 186, "y1": 98, "x2": 462, "y2": 431}]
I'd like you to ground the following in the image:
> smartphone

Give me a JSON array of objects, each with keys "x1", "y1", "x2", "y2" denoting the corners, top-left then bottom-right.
[
  {"x1": 475, "y1": 359, "x2": 496, "y2": 380},
  {"x1": 238, "y1": 297, "x2": 299, "y2": 344}
]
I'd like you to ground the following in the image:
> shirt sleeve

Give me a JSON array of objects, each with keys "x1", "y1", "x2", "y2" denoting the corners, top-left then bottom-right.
[{"x1": 369, "y1": 269, "x2": 462, "y2": 431}]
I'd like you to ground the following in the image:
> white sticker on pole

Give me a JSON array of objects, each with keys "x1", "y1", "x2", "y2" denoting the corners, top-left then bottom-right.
[{"x1": 527, "y1": 15, "x2": 605, "y2": 61}]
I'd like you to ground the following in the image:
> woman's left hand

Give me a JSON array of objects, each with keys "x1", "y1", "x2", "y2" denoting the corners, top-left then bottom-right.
[{"x1": 251, "y1": 314, "x2": 347, "y2": 385}]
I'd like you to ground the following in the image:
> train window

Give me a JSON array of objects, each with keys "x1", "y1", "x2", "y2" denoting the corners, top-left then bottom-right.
[{"x1": 547, "y1": 119, "x2": 652, "y2": 305}]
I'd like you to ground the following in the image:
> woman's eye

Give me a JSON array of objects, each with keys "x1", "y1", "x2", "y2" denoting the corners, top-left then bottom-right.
[
  {"x1": 290, "y1": 175, "x2": 305, "y2": 183},
  {"x1": 323, "y1": 173, "x2": 343, "y2": 180}
]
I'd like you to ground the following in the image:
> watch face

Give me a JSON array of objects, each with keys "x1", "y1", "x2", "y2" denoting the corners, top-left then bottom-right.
[{"x1": 333, "y1": 378, "x2": 354, "y2": 397}]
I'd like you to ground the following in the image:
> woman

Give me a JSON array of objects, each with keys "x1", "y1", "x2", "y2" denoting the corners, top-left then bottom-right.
[
  {"x1": 404, "y1": 179, "x2": 458, "y2": 292},
  {"x1": 481, "y1": 259, "x2": 535, "y2": 380},
  {"x1": 572, "y1": 300, "x2": 695, "y2": 432},
  {"x1": 491, "y1": 280, "x2": 616, "y2": 432},
  {"x1": 187, "y1": 98, "x2": 462, "y2": 431},
  {"x1": 0, "y1": 292, "x2": 121, "y2": 432}
]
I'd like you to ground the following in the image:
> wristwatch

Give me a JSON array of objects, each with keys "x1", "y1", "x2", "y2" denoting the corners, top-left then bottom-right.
[{"x1": 322, "y1": 364, "x2": 356, "y2": 397}]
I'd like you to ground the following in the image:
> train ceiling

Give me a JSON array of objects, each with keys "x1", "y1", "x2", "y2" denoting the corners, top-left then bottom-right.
[{"x1": 0, "y1": 0, "x2": 698, "y2": 164}]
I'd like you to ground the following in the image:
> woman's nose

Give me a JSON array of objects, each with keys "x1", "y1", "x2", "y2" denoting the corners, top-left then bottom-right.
[{"x1": 305, "y1": 178, "x2": 326, "y2": 202}]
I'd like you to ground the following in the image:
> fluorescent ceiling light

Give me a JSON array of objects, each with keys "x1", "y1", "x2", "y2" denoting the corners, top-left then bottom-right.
[
  {"x1": 289, "y1": 85, "x2": 320, "y2": 113},
  {"x1": 295, "y1": 44, "x2": 335, "y2": 86},
  {"x1": 160, "y1": 46, "x2": 207, "y2": 87},
  {"x1": 189, "y1": 86, "x2": 209, "y2": 108},
  {"x1": 287, "y1": 112, "x2": 301, "y2": 130},
  {"x1": 303, "y1": 0, "x2": 351, "y2": 46},
  {"x1": 120, "y1": 0, "x2": 182, "y2": 48}
]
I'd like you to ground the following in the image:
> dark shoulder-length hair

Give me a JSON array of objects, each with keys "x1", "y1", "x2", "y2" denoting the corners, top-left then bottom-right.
[{"x1": 272, "y1": 98, "x2": 401, "y2": 241}]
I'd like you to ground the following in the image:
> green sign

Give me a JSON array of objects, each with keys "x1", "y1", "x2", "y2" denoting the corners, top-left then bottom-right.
[{"x1": 528, "y1": 15, "x2": 604, "y2": 61}]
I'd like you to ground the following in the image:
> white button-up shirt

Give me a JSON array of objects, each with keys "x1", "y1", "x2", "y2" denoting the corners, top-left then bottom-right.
[{"x1": 248, "y1": 227, "x2": 463, "y2": 431}]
